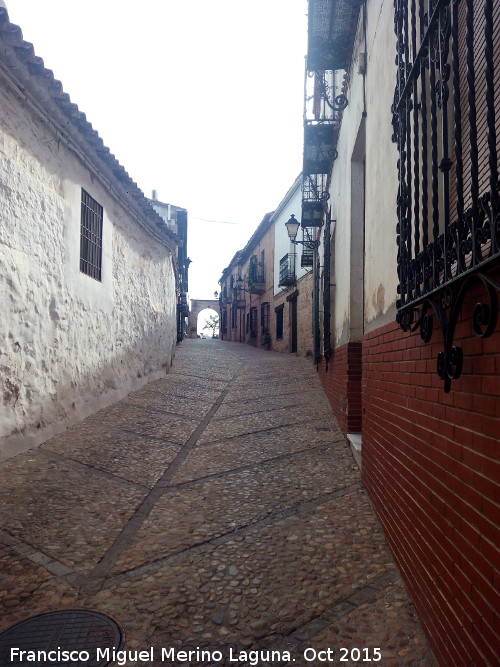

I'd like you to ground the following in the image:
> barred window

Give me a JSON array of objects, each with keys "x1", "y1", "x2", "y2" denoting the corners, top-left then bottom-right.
[
  {"x1": 249, "y1": 307, "x2": 258, "y2": 338},
  {"x1": 393, "y1": 0, "x2": 500, "y2": 391},
  {"x1": 80, "y1": 189, "x2": 103, "y2": 281},
  {"x1": 275, "y1": 304, "x2": 284, "y2": 340},
  {"x1": 261, "y1": 302, "x2": 270, "y2": 335}
]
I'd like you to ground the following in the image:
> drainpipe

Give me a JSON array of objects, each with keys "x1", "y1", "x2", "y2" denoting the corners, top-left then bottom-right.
[
  {"x1": 323, "y1": 211, "x2": 332, "y2": 369},
  {"x1": 313, "y1": 234, "x2": 321, "y2": 365}
]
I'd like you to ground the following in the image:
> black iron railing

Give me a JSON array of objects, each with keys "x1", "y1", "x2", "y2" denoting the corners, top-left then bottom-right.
[
  {"x1": 392, "y1": 0, "x2": 499, "y2": 390},
  {"x1": 279, "y1": 253, "x2": 296, "y2": 286}
]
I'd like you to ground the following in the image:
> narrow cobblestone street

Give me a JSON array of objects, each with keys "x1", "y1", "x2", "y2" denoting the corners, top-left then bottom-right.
[{"x1": 0, "y1": 340, "x2": 436, "y2": 666}]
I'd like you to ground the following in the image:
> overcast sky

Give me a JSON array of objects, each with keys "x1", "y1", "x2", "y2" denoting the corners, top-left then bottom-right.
[{"x1": 7, "y1": 0, "x2": 307, "y2": 304}]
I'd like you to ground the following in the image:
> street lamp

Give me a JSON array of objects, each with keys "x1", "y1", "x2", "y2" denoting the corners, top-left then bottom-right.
[
  {"x1": 214, "y1": 290, "x2": 219, "y2": 299},
  {"x1": 284, "y1": 213, "x2": 322, "y2": 364},
  {"x1": 285, "y1": 214, "x2": 301, "y2": 242},
  {"x1": 285, "y1": 214, "x2": 320, "y2": 248}
]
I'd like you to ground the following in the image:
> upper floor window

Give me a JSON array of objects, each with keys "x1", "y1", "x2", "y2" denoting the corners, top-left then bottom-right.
[{"x1": 80, "y1": 189, "x2": 103, "y2": 281}]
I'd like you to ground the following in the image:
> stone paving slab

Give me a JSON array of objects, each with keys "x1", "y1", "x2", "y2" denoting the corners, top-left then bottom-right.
[
  {"x1": 111, "y1": 448, "x2": 362, "y2": 576},
  {"x1": 170, "y1": 427, "x2": 346, "y2": 485},
  {"x1": 0, "y1": 451, "x2": 146, "y2": 572},
  {"x1": 0, "y1": 340, "x2": 436, "y2": 667},
  {"x1": 88, "y1": 403, "x2": 198, "y2": 444},
  {"x1": 41, "y1": 421, "x2": 181, "y2": 488},
  {"x1": 199, "y1": 405, "x2": 335, "y2": 444},
  {"x1": 147, "y1": 376, "x2": 225, "y2": 403},
  {"x1": 124, "y1": 389, "x2": 214, "y2": 420},
  {"x1": 216, "y1": 388, "x2": 328, "y2": 419}
]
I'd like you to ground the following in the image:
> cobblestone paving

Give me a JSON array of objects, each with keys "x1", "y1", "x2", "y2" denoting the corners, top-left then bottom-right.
[{"x1": 0, "y1": 340, "x2": 436, "y2": 666}]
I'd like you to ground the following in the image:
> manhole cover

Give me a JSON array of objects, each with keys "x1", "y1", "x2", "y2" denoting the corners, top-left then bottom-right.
[{"x1": 0, "y1": 610, "x2": 121, "y2": 666}]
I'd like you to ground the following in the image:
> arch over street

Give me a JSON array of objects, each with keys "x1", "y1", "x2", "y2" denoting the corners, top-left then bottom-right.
[{"x1": 188, "y1": 299, "x2": 220, "y2": 338}]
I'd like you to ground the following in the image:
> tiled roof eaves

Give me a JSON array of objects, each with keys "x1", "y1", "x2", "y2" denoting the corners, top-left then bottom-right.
[{"x1": 0, "y1": 8, "x2": 177, "y2": 252}]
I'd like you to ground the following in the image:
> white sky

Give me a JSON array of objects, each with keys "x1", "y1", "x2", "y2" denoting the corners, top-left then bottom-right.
[{"x1": 6, "y1": 0, "x2": 307, "y2": 301}]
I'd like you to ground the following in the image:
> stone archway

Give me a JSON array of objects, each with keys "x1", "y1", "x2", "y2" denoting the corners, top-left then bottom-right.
[{"x1": 188, "y1": 299, "x2": 220, "y2": 338}]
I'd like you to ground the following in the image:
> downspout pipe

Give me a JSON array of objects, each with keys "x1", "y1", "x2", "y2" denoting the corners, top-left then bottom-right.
[{"x1": 313, "y1": 232, "x2": 321, "y2": 365}]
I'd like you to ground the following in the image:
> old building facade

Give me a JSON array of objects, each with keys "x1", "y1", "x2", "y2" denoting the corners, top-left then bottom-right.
[
  {"x1": 304, "y1": 0, "x2": 499, "y2": 665},
  {"x1": 218, "y1": 0, "x2": 498, "y2": 663},
  {"x1": 219, "y1": 177, "x2": 314, "y2": 356},
  {"x1": 0, "y1": 8, "x2": 183, "y2": 458},
  {"x1": 150, "y1": 198, "x2": 190, "y2": 343}
]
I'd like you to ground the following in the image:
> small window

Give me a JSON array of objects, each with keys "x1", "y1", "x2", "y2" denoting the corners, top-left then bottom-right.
[
  {"x1": 80, "y1": 189, "x2": 103, "y2": 281},
  {"x1": 275, "y1": 305, "x2": 284, "y2": 340}
]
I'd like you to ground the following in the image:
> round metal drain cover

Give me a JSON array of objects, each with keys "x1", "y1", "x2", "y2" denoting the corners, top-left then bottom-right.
[{"x1": 0, "y1": 610, "x2": 121, "y2": 666}]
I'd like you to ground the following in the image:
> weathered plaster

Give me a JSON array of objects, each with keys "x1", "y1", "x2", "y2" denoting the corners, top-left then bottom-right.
[
  {"x1": 0, "y1": 83, "x2": 177, "y2": 458},
  {"x1": 322, "y1": 0, "x2": 399, "y2": 346},
  {"x1": 363, "y1": 0, "x2": 399, "y2": 325}
]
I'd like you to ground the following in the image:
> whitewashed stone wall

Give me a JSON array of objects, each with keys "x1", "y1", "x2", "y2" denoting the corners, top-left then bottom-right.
[{"x1": 0, "y1": 83, "x2": 177, "y2": 458}]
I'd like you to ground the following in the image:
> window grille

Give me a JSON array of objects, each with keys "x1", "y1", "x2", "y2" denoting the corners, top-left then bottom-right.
[
  {"x1": 249, "y1": 307, "x2": 258, "y2": 338},
  {"x1": 80, "y1": 189, "x2": 103, "y2": 281},
  {"x1": 279, "y1": 253, "x2": 296, "y2": 286},
  {"x1": 261, "y1": 302, "x2": 270, "y2": 335},
  {"x1": 301, "y1": 247, "x2": 314, "y2": 268},
  {"x1": 392, "y1": 0, "x2": 500, "y2": 390},
  {"x1": 275, "y1": 305, "x2": 284, "y2": 340},
  {"x1": 249, "y1": 255, "x2": 265, "y2": 284}
]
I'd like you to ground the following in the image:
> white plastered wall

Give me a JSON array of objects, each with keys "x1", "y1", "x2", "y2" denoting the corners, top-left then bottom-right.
[
  {"x1": 273, "y1": 181, "x2": 307, "y2": 295},
  {"x1": 0, "y1": 83, "x2": 177, "y2": 458},
  {"x1": 324, "y1": 0, "x2": 399, "y2": 346},
  {"x1": 363, "y1": 0, "x2": 399, "y2": 329}
]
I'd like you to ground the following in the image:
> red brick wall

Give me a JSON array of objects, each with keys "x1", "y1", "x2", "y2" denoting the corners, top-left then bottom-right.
[
  {"x1": 318, "y1": 341, "x2": 362, "y2": 434},
  {"x1": 362, "y1": 286, "x2": 500, "y2": 666}
]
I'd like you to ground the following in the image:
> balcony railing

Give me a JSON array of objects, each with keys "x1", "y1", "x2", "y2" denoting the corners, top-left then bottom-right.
[
  {"x1": 301, "y1": 247, "x2": 314, "y2": 268},
  {"x1": 279, "y1": 253, "x2": 296, "y2": 287}
]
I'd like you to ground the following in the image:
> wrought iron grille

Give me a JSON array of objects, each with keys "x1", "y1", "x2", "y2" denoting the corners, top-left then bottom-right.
[
  {"x1": 275, "y1": 305, "x2": 284, "y2": 340},
  {"x1": 248, "y1": 255, "x2": 265, "y2": 284},
  {"x1": 80, "y1": 189, "x2": 103, "y2": 281},
  {"x1": 301, "y1": 247, "x2": 314, "y2": 267},
  {"x1": 261, "y1": 302, "x2": 270, "y2": 335},
  {"x1": 249, "y1": 307, "x2": 258, "y2": 338},
  {"x1": 392, "y1": 0, "x2": 500, "y2": 390},
  {"x1": 279, "y1": 253, "x2": 297, "y2": 286}
]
